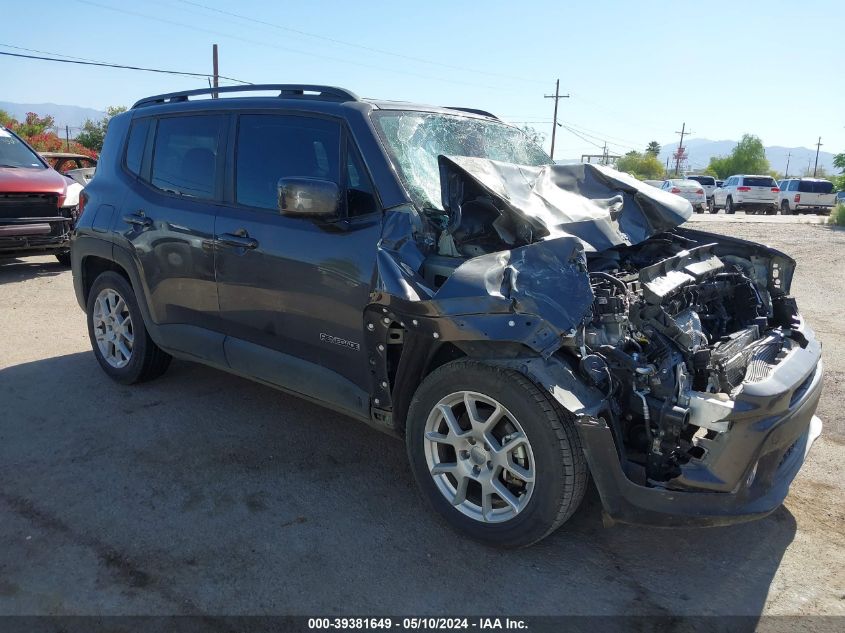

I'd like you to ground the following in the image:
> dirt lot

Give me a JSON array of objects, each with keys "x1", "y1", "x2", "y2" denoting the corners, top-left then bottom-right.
[{"x1": 0, "y1": 220, "x2": 843, "y2": 617}]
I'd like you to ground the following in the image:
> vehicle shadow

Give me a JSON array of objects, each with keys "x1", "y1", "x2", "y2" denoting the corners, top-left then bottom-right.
[
  {"x1": 0, "y1": 352, "x2": 796, "y2": 618},
  {"x1": 0, "y1": 257, "x2": 67, "y2": 283}
]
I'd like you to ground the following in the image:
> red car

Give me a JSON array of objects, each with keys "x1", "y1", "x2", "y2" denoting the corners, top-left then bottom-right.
[{"x1": 1, "y1": 126, "x2": 78, "y2": 265}]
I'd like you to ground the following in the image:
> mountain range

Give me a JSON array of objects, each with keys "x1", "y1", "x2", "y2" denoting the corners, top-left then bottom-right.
[
  {"x1": 0, "y1": 101, "x2": 105, "y2": 133},
  {"x1": 657, "y1": 138, "x2": 837, "y2": 175}
]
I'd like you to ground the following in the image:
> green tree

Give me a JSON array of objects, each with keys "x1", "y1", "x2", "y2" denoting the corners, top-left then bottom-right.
[
  {"x1": 0, "y1": 109, "x2": 16, "y2": 127},
  {"x1": 76, "y1": 105, "x2": 127, "y2": 152},
  {"x1": 833, "y1": 152, "x2": 845, "y2": 190},
  {"x1": 519, "y1": 125, "x2": 546, "y2": 148},
  {"x1": 616, "y1": 151, "x2": 664, "y2": 180},
  {"x1": 645, "y1": 141, "x2": 661, "y2": 157},
  {"x1": 15, "y1": 112, "x2": 55, "y2": 138},
  {"x1": 705, "y1": 134, "x2": 770, "y2": 178}
]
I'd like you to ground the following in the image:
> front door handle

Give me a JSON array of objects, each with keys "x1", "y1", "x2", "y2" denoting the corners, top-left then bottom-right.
[
  {"x1": 218, "y1": 231, "x2": 259, "y2": 250},
  {"x1": 123, "y1": 211, "x2": 152, "y2": 227}
]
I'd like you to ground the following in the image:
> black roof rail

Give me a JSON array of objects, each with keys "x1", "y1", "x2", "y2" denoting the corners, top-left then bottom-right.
[
  {"x1": 444, "y1": 107, "x2": 499, "y2": 120},
  {"x1": 132, "y1": 84, "x2": 360, "y2": 109}
]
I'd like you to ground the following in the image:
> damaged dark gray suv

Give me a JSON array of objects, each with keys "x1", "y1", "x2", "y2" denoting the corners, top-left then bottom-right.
[{"x1": 71, "y1": 85, "x2": 823, "y2": 547}]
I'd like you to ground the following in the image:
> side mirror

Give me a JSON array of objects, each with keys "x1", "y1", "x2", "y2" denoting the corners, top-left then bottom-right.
[{"x1": 277, "y1": 178, "x2": 340, "y2": 218}]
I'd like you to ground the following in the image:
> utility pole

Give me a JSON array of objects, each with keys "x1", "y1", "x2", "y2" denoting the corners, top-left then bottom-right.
[
  {"x1": 813, "y1": 137, "x2": 822, "y2": 177},
  {"x1": 65, "y1": 125, "x2": 70, "y2": 152},
  {"x1": 784, "y1": 152, "x2": 791, "y2": 179},
  {"x1": 674, "y1": 122, "x2": 690, "y2": 176},
  {"x1": 544, "y1": 79, "x2": 569, "y2": 161},
  {"x1": 212, "y1": 44, "x2": 219, "y2": 99}
]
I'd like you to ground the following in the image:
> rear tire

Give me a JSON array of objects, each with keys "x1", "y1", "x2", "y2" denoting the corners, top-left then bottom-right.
[
  {"x1": 781, "y1": 201, "x2": 791, "y2": 215},
  {"x1": 406, "y1": 360, "x2": 587, "y2": 548},
  {"x1": 86, "y1": 271, "x2": 171, "y2": 384},
  {"x1": 725, "y1": 198, "x2": 735, "y2": 214},
  {"x1": 708, "y1": 198, "x2": 717, "y2": 214},
  {"x1": 55, "y1": 252, "x2": 71, "y2": 266}
]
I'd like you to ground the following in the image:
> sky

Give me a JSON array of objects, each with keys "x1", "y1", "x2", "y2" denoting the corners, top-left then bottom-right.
[{"x1": 2, "y1": 0, "x2": 842, "y2": 159}]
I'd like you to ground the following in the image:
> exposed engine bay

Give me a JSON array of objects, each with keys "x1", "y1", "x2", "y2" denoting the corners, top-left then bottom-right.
[
  {"x1": 577, "y1": 237, "x2": 804, "y2": 485},
  {"x1": 411, "y1": 157, "x2": 809, "y2": 490}
]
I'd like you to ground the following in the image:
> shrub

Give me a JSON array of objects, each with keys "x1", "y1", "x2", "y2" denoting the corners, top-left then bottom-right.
[{"x1": 829, "y1": 203, "x2": 845, "y2": 227}]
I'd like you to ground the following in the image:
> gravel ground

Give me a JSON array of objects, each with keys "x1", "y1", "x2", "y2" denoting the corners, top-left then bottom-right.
[{"x1": 0, "y1": 221, "x2": 843, "y2": 618}]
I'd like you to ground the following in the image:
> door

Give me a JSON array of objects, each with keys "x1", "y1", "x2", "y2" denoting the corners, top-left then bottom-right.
[
  {"x1": 215, "y1": 113, "x2": 382, "y2": 412},
  {"x1": 117, "y1": 113, "x2": 228, "y2": 358}
]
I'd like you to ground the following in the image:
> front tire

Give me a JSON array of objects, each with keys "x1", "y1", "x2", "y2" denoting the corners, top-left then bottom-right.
[
  {"x1": 55, "y1": 252, "x2": 71, "y2": 266},
  {"x1": 86, "y1": 271, "x2": 171, "y2": 384},
  {"x1": 406, "y1": 360, "x2": 587, "y2": 548}
]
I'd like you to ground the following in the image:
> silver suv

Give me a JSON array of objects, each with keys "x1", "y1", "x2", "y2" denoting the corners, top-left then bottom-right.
[{"x1": 712, "y1": 174, "x2": 779, "y2": 215}]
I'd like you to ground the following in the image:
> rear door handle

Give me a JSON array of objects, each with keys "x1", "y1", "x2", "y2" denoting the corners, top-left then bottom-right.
[
  {"x1": 218, "y1": 231, "x2": 259, "y2": 250},
  {"x1": 123, "y1": 211, "x2": 152, "y2": 227}
]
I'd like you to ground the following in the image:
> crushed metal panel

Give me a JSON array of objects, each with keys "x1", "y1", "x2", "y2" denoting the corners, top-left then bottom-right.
[{"x1": 439, "y1": 156, "x2": 693, "y2": 253}]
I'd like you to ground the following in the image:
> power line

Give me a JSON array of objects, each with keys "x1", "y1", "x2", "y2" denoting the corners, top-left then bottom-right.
[
  {"x1": 0, "y1": 49, "x2": 251, "y2": 84},
  {"x1": 174, "y1": 0, "x2": 547, "y2": 85},
  {"x1": 71, "y1": 0, "x2": 508, "y2": 92},
  {"x1": 559, "y1": 125, "x2": 605, "y2": 150}
]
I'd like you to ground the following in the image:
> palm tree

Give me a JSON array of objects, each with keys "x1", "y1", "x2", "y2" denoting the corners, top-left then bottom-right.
[{"x1": 646, "y1": 141, "x2": 661, "y2": 157}]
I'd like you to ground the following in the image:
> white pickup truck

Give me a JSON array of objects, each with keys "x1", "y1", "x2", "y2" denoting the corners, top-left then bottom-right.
[{"x1": 778, "y1": 178, "x2": 836, "y2": 215}]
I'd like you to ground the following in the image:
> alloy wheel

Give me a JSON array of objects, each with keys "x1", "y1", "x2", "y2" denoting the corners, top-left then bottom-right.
[
  {"x1": 423, "y1": 391, "x2": 536, "y2": 523},
  {"x1": 92, "y1": 288, "x2": 134, "y2": 368}
]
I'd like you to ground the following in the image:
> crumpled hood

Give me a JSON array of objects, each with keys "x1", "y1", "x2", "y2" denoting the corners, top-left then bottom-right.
[{"x1": 440, "y1": 156, "x2": 692, "y2": 252}]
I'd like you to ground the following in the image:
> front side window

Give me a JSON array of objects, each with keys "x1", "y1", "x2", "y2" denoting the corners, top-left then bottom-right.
[
  {"x1": 151, "y1": 115, "x2": 225, "y2": 199},
  {"x1": 371, "y1": 111, "x2": 551, "y2": 210},
  {"x1": 236, "y1": 114, "x2": 341, "y2": 211},
  {"x1": 345, "y1": 143, "x2": 378, "y2": 217}
]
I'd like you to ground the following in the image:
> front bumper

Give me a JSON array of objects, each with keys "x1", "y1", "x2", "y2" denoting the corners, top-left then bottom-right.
[
  {"x1": 0, "y1": 217, "x2": 73, "y2": 257},
  {"x1": 576, "y1": 324, "x2": 823, "y2": 527}
]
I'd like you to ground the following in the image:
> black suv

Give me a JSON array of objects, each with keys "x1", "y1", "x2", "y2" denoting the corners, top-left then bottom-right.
[{"x1": 72, "y1": 85, "x2": 823, "y2": 547}]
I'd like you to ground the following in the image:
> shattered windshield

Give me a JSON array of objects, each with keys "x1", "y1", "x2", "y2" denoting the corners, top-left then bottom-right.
[{"x1": 371, "y1": 111, "x2": 551, "y2": 210}]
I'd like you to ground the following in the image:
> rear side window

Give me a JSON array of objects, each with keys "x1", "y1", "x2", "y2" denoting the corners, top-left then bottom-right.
[
  {"x1": 236, "y1": 114, "x2": 341, "y2": 211},
  {"x1": 797, "y1": 180, "x2": 833, "y2": 194},
  {"x1": 151, "y1": 115, "x2": 225, "y2": 199},
  {"x1": 125, "y1": 118, "x2": 151, "y2": 176},
  {"x1": 688, "y1": 176, "x2": 715, "y2": 185},
  {"x1": 742, "y1": 176, "x2": 776, "y2": 187}
]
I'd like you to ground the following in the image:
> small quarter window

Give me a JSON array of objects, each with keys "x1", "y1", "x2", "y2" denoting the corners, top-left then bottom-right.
[{"x1": 125, "y1": 118, "x2": 151, "y2": 177}]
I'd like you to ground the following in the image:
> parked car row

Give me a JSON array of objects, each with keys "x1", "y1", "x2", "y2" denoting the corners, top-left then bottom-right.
[
  {"x1": 0, "y1": 129, "x2": 97, "y2": 265},
  {"x1": 654, "y1": 172, "x2": 838, "y2": 215}
]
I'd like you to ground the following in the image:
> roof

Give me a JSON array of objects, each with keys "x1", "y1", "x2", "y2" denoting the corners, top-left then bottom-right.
[
  {"x1": 129, "y1": 84, "x2": 500, "y2": 121},
  {"x1": 40, "y1": 152, "x2": 95, "y2": 159}
]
